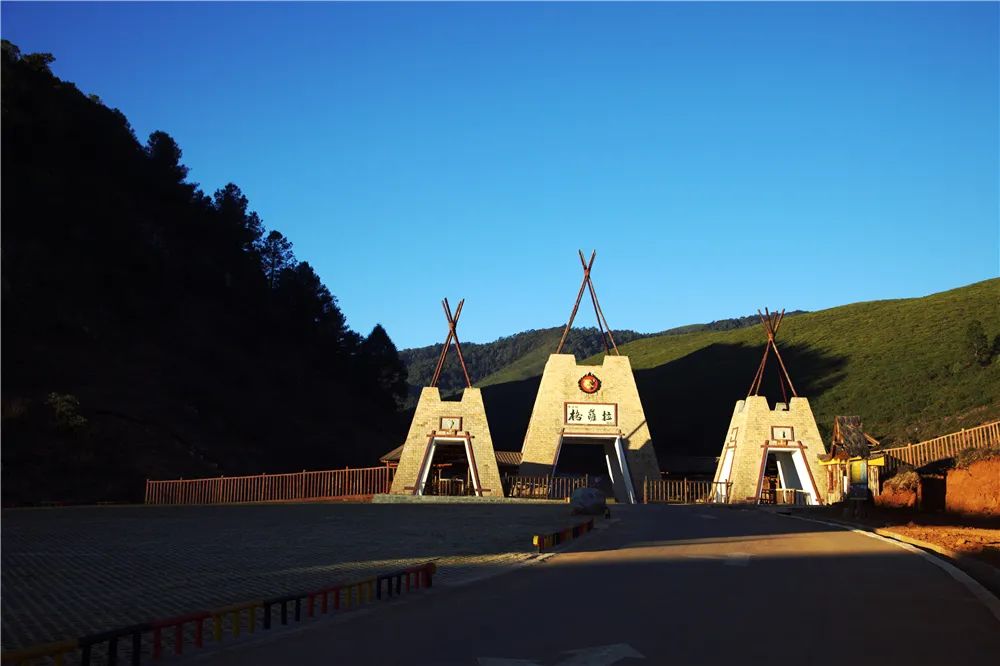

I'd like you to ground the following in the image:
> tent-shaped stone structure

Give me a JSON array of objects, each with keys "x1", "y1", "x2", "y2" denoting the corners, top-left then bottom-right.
[
  {"x1": 389, "y1": 299, "x2": 505, "y2": 497},
  {"x1": 711, "y1": 309, "x2": 829, "y2": 505},
  {"x1": 518, "y1": 251, "x2": 660, "y2": 503}
]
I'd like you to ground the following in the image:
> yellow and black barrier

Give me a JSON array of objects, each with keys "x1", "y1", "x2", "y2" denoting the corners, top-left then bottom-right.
[{"x1": 532, "y1": 518, "x2": 595, "y2": 553}]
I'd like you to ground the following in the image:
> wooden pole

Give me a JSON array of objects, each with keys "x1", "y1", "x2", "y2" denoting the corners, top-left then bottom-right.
[
  {"x1": 556, "y1": 251, "x2": 595, "y2": 354},
  {"x1": 430, "y1": 299, "x2": 455, "y2": 387},
  {"x1": 447, "y1": 299, "x2": 473, "y2": 388}
]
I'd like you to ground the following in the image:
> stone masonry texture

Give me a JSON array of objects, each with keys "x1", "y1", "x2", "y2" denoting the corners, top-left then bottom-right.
[
  {"x1": 713, "y1": 396, "x2": 830, "y2": 503},
  {"x1": 1, "y1": 502, "x2": 581, "y2": 653},
  {"x1": 518, "y1": 354, "x2": 661, "y2": 497},
  {"x1": 389, "y1": 387, "x2": 504, "y2": 497}
]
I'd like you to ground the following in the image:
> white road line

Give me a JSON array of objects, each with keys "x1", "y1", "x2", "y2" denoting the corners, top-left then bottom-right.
[
  {"x1": 783, "y1": 513, "x2": 1000, "y2": 624},
  {"x1": 724, "y1": 552, "x2": 751, "y2": 566},
  {"x1": 697, "y1": 514, "x2": 718, "y2": 520},
  {"x1": 479, "y1": 643, "x2": 645, "y2": 666}
]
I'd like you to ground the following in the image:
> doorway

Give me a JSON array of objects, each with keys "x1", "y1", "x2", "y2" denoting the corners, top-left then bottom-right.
[
  {"x1": 758, "y1": 448, "x2": 815, "y2": 505},
  {"x1": 553, "y1": 435, "x2": 635, "y2": 503},
  {"x1": 416, "y1": 438, "x2": 482, "y2": 497}
]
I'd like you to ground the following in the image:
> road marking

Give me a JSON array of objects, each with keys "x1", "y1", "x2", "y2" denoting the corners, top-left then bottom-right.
[
  {"x1": 557, "y1": 643, "x2": 645, "y2": 665},
  {"x1": 781, "y1": 513, "x2": 1000, "y2": 625},
  {"x1": 724, "y1": 552, "x2": 751, "y2": 566},
  {"x1": 697, "y1": 514, "x2": 718, "y2": 520},
  {"x1": 478, "y1": 643, "x2": 644, "y2": 666}
]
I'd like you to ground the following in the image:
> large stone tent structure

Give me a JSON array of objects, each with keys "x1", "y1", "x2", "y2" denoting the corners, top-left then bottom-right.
[
  {"x1": 711, "y1": 309, "x2": 829, "y2": 505},
  {"x1": 389, "y1": 299, "x2": 505, "y2": 497},
  {"x1": 518, "y1": 252, "x2": 661, "y2": 503}
]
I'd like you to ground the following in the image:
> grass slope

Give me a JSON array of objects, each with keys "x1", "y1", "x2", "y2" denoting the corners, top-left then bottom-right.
[{"x1": 477, "y1": 279, "x2": 999, "y2": 459}]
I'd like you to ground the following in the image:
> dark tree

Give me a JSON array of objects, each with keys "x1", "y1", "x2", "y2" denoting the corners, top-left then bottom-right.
[
  {"x1": 965, "y1": 320, "x2": 993, "y2": 366},
  {"x1": 145, "y1": 131, "x2": 189, "y2": 185},
  {"x1": 260, "y1": 230, "x2": 296, "y2": 289},
  {"x1": 213, "y1": 183, "x2": 263, "y2": 252},
  {"x1": 275, "y1": 262, "x2": 348, "y2": 343},
  {"x1": 360, "y1": 324, "x2": 409, "y2": 405}
]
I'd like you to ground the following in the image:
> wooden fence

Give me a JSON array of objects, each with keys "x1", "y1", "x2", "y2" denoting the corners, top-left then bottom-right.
[
  {"x1": 880, "y1": 420, "x2": 1000, "y2": 473},
  {"x1": 759, "y1": 488, "x2": 810, "y2": 506},
  {"x1": 144, "y1": 466, "x2": 395, "y2": 505},
  {"x1": 503, "y1": 475, "x2": 590, "y2": 500},
  {"x1": 643, "y1": 479, "x2": 732, "y2": 504},
  {"x1": 420, "y1": 477, "x2": 478, "y2": 496}
]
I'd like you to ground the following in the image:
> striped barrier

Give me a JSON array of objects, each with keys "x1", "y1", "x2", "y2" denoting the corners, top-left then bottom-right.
[
  {"x1": 532, "y1": 518, "x2": 595, "y2": 553},
  {"x1": 1, "y1": 562, "x2": 435, "y2": 666}
]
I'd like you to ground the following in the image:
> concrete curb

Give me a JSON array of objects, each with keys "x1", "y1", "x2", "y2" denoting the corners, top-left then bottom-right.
[{"x1": 371, "y1": 494, "x2": 566, "y2": 505}]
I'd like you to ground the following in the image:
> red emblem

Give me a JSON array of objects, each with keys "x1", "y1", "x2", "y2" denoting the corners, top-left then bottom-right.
[{"x1": 578, "y1": 373, "x2": 601, "y2": 394}]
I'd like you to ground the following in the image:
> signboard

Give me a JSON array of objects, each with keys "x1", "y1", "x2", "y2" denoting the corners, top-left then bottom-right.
[
  {"x1": 439, "y1": 416, "x2": 463, "y2": 431},
  {"x1": 565, "y1": 402, "x2": 617, "y2": 426},
  {"x1": 771, "y1": 426, "x2": 794, "y2": 441}
]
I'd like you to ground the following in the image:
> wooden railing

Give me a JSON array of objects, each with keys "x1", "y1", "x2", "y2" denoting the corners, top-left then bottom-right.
[
  {"x1": 503, "y1": 475, "x2": 590, "y2": 500},
  {"x1": 643, "y1": 479, "x2": 732, "y2": 504},
  {"x1": 760, "y1": 488, "x2": 810, "y2": 505},
  {"x1": 419, "y1": 477, "x2": 479, "y2": 497},
  {"x1": 144, "y1": 466, "x2": 395, "y2": 505},
  {"x1": 880, "y1": 421, "x2": 1000, "y2": 473}
]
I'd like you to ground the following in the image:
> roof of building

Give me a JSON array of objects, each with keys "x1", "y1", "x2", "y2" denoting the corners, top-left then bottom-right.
[
  {"x1": 379, "y1": 446, "x2": 522, "y2": 467},
  {"x1": 379, "y1": 445, "x2": 404, "y2": 463},
  {"x1": 829, "y1": 416, "x2": 877, "y2": 459},
  {"x1": 494, "y1": 450, "x2": 522, "y2": 467}
]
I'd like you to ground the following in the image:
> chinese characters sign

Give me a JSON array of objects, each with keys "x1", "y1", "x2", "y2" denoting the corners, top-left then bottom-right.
[{"x1": 565, "y1": 402, "x2": 617, "y2": 426}]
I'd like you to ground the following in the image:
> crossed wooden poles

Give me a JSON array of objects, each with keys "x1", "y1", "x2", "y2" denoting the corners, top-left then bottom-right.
[
  {"x1": 748, "y1": 307, "x2": 797, "y2": 403},
  {"x1": 430, "y1": 297, "x2": 472, "y2": 389},
  {"x1": 555, "y1": 250, "x2": 619, "y2": 356}
]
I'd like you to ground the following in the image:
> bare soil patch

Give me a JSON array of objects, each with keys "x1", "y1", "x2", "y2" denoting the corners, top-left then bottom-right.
[{"x1": 819, "y1": 504, "x2": 1000, "y2": 568}]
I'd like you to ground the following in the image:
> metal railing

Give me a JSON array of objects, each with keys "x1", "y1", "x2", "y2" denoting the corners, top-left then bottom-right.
[{"x1": 144, "y1": 466, "x2": 395, "y2": 505}]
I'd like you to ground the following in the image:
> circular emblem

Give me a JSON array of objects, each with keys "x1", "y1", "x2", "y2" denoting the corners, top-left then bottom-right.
[{"x1": 578, "y1": 373, "x2": 602, "y2": 394}]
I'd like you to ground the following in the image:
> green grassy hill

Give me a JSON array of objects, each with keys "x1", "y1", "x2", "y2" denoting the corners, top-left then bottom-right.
[{"x1": 475, "y1": 279, "x2": 1000, "y2": 460}]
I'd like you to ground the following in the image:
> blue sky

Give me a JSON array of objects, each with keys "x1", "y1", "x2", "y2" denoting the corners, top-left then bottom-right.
[{"x1": 3, "y1": 2, "x2": 997, "y2": 349}]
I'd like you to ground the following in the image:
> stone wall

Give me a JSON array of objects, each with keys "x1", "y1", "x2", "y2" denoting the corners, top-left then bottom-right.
[
  {"x1": 389, "y1": 387, "x2": 505, "y2": 497},
  {"x1": 518, "y1": 354, "x2": 661, "y2": 499},
  {"x1": 712, "y1": 396, "x2": 829, "y2": 504}
]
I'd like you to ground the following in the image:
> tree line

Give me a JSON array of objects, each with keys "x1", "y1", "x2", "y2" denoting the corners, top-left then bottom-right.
[{"x1": 1, "y1": 41, "x2": 407, "y2": 502}]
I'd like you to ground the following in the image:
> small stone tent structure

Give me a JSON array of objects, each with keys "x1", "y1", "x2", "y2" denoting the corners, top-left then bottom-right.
[
  {"x1": 389, "y1": 299, "x2": 504, "y2": 497},
  {"x1": 711, "y1": 309, "x2": 829, "y2": 505},
  {"x1": 518, "y1": 252, "x2": 660, "y2": 503}
]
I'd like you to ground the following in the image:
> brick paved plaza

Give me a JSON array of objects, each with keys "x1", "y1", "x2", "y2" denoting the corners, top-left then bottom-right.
[{"x1": 1, "y1": 502, "x2": 576, "y2": 652}]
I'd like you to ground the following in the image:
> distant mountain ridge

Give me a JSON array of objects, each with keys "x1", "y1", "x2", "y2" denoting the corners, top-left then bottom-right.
[{"x1": 400, "y1": 312, "x2": 806, "y2": 403}]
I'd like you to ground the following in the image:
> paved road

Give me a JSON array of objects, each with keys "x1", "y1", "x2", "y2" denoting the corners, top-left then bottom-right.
[{"x1": 190, "y1": 505, "x2": 1000, "y2": 666}]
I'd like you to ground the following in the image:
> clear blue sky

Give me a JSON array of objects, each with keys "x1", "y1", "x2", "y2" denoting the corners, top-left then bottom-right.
[{"x1": 3, "y1": 2, "x2": 998, "y2": 349}]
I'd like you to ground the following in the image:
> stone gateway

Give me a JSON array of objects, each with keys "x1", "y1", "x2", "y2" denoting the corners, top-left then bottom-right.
[{"x1": 518, "y1": 353, "x2": 661, "y2": 503}]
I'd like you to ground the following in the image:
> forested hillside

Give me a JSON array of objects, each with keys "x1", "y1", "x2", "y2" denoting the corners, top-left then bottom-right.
[
  {"x1": 400, "y1": 313, "x2": 805, "y2": 403},
  {"x1": 474, "y1": 280, "x2": 1000, "y2": 461},
  {"x1": 400, "y1": 327, "x2": 649, "y2": 403},
  {"x1": 1, "y1": 42, "x2": 408, "y2": 504}
]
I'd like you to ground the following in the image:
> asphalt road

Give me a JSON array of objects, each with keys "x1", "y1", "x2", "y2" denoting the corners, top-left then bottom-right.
[{"x1": 190, "y1": 505, "x2": 1000, "y2": 666}]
